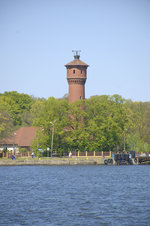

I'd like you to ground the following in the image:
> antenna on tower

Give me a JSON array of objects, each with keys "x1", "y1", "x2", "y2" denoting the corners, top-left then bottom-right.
[{"x1": 72, "y1": 50, "x2": 81, "y2": 59}]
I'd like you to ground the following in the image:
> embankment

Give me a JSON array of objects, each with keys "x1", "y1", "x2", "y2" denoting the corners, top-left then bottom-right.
[{"x1": 0, "y1": 157, "x2": 106, "y2": 166}]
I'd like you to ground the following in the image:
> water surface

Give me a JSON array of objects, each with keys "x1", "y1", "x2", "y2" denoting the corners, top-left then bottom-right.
[{"x1": 0, "y1": 165, "x2": 150, "y2": 225}]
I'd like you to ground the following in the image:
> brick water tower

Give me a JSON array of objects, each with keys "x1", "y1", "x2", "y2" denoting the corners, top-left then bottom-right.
[{"x1": 65, "y1": 51, "x2": 89, "y2": 103}]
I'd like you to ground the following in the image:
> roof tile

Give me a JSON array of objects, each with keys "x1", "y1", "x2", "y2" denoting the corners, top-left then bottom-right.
[
  {"x1": 65, "y1": 59, "x2": 89, "y2": 67},
  {"x1": 0, "y1": 127, "x2": 39, "y2": 147}
]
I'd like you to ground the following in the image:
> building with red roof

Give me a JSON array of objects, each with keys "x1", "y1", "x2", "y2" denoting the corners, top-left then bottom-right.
[{"x1": 0, "y1": 127, "x2": 39, "y2": 153}]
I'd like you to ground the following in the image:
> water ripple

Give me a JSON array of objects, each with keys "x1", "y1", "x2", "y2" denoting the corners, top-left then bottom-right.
[{"x1": 0, "y1": 165, "x2": 150, "y2": 225}]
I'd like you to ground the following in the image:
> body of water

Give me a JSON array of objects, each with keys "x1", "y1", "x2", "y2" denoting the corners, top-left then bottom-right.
[{"x1": 0, "y1": 165, "x2": 150, "y2": 225}]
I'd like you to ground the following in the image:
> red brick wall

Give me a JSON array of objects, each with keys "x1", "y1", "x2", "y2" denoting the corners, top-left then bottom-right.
[{"x1": 67, "y1": 66, "x2": 87, "y2": 103}]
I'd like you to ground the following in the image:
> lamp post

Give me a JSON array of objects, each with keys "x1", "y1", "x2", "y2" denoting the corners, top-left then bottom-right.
[
  {"x1": 123, "y1": 128, "x2": 128, "y2": 152},
  {"x1": 50, "y1": 120, "x2": 56, "y2": 158},
  {"x1": 13, "y1": 132, "x2": 16, "y2": 155}
]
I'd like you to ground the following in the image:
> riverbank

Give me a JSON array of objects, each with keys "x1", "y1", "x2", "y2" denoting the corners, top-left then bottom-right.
[
  {"x1": 0, "y1": 157, "x2": 106, "y2": 166},
  {"x1": 1, "y1": 156, "x2": 149, "y2": 166}
]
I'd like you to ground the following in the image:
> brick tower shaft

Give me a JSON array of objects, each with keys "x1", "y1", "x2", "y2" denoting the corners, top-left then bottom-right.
[{"x1": 65, "y1": 52, "x2": 89, "y2": 103}]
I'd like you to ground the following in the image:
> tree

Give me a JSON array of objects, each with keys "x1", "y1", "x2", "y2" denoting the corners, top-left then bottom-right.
[
  {"x1": 84, "y1": 95, "x2": 134, "y2": 151},
  {"x1": 0, "y1": 91, "x2": 34, "y2": 126},
  {"x1": 0, "y1": 90, "x2": 147, "y2": 154},
  {"x1": 0, "y1": 99, "x2": 13, "y2": 139},
  {"x1": 32, "y1": 97, "x2": 70, "y2": 152},
  {"x1": 127, "y1": 101, "x2": 150, "y2": 152},
  {"x1": 64, "y1": 100, "x2": 89, "y2": 151}
]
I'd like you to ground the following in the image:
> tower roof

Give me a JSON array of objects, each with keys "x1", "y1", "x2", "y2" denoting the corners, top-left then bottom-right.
[{"x1": 65, "y1": 54, "x2": 89, "y2": 68}]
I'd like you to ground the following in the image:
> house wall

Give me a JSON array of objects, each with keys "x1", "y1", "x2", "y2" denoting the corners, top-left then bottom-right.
[{"x1": 0, "y1": 145, "x2": 19, "y2": 153}]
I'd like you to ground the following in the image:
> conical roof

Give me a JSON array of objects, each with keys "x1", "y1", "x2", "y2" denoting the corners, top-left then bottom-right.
[{"x1": 65, "y1": 55, "x2": 89, "y2": 67}]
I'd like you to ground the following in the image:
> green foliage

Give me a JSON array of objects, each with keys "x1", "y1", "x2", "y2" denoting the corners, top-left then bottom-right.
[
  {"x1": 19, "y1": 148, "x2": 28, "y2": 153},
  {"x1": 0, "y1": 91, "x2": 150, "y2": 153},
  {"x1": 56, "y1": 148, "x2": 64, "y2": 157},
  {"x1": 83, "y1": 95, "x2": 133, "y2": 151},
  {"x1": 0, "y1": 98, "x2": 13, "y2": 139},
  {"x1": 32, "y1": 97, "x2": 70, "y2": 152},
  {"x1": 3, "y1": 147, "x2": 8, "y2": 154},
  {"x1": 129, "y1": 101, "x2": 150, "y2": 144},
  {"x1": 0, "y1": 91, "x2": 34, "y2": 127},
  {"x1": 30, "y1": 95, "x2": 150, "y2": 153},
  {"x1": 126, "y1": 132, "x2": 150, "y2": 153}
]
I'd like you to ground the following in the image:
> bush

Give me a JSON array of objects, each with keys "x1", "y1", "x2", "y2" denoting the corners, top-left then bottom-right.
[{"x1": 19, "y1": 148, "x2": 28, "y2": 153}]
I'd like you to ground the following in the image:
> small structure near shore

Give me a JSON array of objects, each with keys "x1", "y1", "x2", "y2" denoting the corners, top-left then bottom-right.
[{"x1": 0, "y1": 127, "x2": 39, "y2": 154}]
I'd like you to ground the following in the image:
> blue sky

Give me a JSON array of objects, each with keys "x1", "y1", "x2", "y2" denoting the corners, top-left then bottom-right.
[{"x1": 0, "y1": 0, "x2": 150, "y2": 101}]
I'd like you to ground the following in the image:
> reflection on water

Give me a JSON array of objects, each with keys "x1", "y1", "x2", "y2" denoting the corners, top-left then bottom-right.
[{"x1": 0, "y1": 165, "x2": 150, "y2": 225}]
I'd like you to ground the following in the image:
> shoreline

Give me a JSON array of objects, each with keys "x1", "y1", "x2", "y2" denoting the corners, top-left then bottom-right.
[
  {"x1": 1, "y1": 157, "x2": 149, "y2": 166},
  {"x1": 0, "y1": 157, "x2": 105, "y2": 166}
]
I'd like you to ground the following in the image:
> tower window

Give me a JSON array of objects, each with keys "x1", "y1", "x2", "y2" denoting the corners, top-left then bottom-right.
[
  {"x1": 81, "y1": 70, "x2": 82, "y2": 74},
  {"x1": 73, "y1": 70, "x2": 75, "y2": 74}
]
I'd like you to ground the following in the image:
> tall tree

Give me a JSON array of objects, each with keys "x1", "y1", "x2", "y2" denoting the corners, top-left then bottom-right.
[
  {"x1": 84, "y1": 95, "x2": 133, "y2": 151},
  {"x1": 0, "y1": 99, "x2": 13, "y2": 139},
  {"x1": 32, "y1": 97, "x2": 69, "y2": 152},
  {"x1": 0, "y1": 91, "x2": 34, "y2": 126}
]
